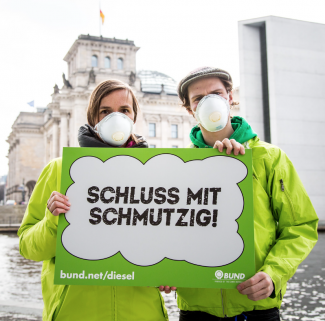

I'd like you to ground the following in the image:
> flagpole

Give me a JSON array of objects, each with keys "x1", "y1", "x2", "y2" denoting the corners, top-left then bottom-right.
[{"x1": 99, "y1": 1, "x2": 101, "y2": 36}]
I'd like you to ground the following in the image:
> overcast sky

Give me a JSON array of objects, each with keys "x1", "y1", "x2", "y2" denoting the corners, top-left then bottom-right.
[{"x1": 0, "y1": 0, "x2": 324, "y2": 176}]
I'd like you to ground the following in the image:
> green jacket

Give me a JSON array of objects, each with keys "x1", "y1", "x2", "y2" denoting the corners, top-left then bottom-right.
[
  {"x1": 177, "y1": 117, "x2": 318, "y2": 317},
  {"x1": 18, "y1": 158, "x2": 168, "y2": 321}
]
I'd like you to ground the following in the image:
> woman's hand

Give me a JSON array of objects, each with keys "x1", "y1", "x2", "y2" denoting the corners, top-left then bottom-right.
[
  {"x1": 47, "y1": 191, "x2": 70, "y2": 216},
  {"x1": 213, "y1": 138, "x2": 245, "y2": 156},
  {"x1": 159, "y1": 286, "x2": 177, "y2": 294}
]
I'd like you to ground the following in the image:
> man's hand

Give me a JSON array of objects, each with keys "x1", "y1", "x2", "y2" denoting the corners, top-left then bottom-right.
[
  {"x1": 159, "y1": 286, "x2": 177, "y2": 294},
  {"x1": 237, "y1": 272, "x2": 274, "y2": 301},
  {"x1": 213, "y1": 138, "x2": 245, "y2": 156},
  {"x1": 47, "y1": 191, "x2": 70, "y2": 216}
]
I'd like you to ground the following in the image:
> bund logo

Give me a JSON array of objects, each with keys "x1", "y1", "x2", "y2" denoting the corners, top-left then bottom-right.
[
  {"x1": 214, "y1": 270, "x2": 246, "y2": 280},
  {"x1": 215, "y1": 270, "x2": 224, "y2": 279}
]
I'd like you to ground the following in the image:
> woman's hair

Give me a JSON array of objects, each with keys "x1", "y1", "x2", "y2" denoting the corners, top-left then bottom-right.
[
  {"x1": 87, "y1": 79, "x2": 139, "y2": 127},
  {"x1": 181, "y1": 78, "x2": 239, "y2": 113}
]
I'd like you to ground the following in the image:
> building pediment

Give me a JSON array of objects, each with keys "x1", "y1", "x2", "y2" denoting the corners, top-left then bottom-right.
[
  {"x1": 167, "y1": 116, "x2": 183, "y2": 123},
  {"x1": 144, "y1": 114, "x2": 161, "y2": 122}
]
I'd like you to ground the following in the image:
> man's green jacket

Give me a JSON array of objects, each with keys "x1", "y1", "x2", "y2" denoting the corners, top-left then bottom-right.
[
  {"x1": 177, "y1": 117, "x2": 318, "y2": 317},
  {"x1": 18, "y1": 158, "x2": 168, "y2": 321}
]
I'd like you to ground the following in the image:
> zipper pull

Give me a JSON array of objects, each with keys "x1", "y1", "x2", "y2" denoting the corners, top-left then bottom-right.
[{"x1": 280, "y1": 179, "x2": 284, "y2": 191}]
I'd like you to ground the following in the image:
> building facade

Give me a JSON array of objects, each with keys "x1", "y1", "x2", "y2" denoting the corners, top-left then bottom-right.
[
  {"x1": 6, "y1": 112, "x2": 45, "y2": 202},
  {"x1": 6, "y1": 35, "x2": 203, "y2": 203},
  {"x1": 238, "y1": 16, "x2": 325, "y2": 219}
]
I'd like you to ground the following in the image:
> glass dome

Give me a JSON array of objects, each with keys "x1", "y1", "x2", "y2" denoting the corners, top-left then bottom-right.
[{"x1": 137, "y1": 70, "x2": 177, "y2": 95}]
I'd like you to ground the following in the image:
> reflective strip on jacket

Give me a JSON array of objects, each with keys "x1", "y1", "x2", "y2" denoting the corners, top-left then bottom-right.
[
  {"x1": 177, "y1": 136, "x2": 318, "y2": 317},
  {"x1": 18, "y1": 157, "x2": 168, "y2": 321}
]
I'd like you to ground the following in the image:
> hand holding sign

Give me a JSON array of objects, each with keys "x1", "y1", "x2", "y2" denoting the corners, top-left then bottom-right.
[
  {"x1": 47, "y1": 191, "x2": 70, "y2": 216},
  {"x1": 213, "y1": 138, "x2": 245, "y2": 156},
  {"x1": 237, "y1": 272, "x2": 274, "y2": 301},
  {"x1": 159, "y1": 285, "x2": 177, "y2": 294}
]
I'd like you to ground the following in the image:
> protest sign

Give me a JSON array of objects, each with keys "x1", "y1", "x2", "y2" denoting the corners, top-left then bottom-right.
[{"x1": 54, "y1": 147, "x2": 255, "y2": 288}]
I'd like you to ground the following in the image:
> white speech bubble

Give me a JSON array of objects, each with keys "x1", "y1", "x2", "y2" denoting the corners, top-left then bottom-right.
[{"x1": 62, "y1": 154, "x2": 247, "y2": 267}]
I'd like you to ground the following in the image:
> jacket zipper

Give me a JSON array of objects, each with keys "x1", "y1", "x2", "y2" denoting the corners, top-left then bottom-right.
[
  {"x1": 113, "y1": 286, "x2": 117, "y2": 321},
  {"x1": 220, "y1": 289, "x2": 226, "y2": 317},
  {"x1": 280, "y1": 179, "x2": 296, "y2": 221}
]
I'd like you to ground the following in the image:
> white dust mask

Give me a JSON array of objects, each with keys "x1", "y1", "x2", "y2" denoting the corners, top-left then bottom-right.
[
  {"x1": 94, "y1": 112, "x2": 134, "y2": 147},
  {"x1": 195, "y1": 94, "x2": 230, "y2": 132}
]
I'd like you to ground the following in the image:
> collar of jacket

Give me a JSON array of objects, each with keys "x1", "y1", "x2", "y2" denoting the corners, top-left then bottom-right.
[
  {"x1": 189, "y1": 116, "x2": 257, "y2": 148},
  {"x1": 78, "y1": 124, "x2": 148, "y2": 148}
]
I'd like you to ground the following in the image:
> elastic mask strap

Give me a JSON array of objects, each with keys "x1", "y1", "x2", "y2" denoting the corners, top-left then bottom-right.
[
  {"x1": 93, "y1": 124, "x2": 99, "y2": 134},
  {"x1": 93, "y1": 125, "x2": 103, "y2": 142}
]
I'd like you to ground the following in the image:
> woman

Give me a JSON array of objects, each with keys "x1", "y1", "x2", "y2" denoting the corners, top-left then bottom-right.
[{"x1": 18, "y1": 79, "x2": 169, "y2": 321}]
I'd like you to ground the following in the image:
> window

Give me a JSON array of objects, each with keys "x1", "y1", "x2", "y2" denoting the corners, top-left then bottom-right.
[
  {"x1": 91, "y1": 55, "x2": 98, "y2": 67},
  {"x1": 104, "y1": 56, "x2": 111, "y2": 68},
  {"x1": 171, "y1": 124, "x2": 178, "y2": 138},
  {"x1": 117, "y1": 58, "x2": 123, "y2": 70},
  {"x1": 172, "y1": 145, "x2": 178, "y2": 148},
  {"x1": 149, "y1": 145, "x2": 156, "y2": 148},
  {"x1": 149, "y1": 123, "x2": 156, "y2": 137}
]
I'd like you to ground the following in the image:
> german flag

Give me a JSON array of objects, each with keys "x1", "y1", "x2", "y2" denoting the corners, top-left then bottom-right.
[{"x1": 100, "y1": 10, "x2": 105, "y2": 24}]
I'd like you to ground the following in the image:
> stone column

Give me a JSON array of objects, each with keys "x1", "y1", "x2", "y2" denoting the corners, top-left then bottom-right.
[
  {"x1": 52, "y1": 120, "x2": 59, "y2": 158},
  {"x1": 12, "y1": 145, "x2": 16, "y2": 187},
  {"x1": 48, "y1": 136, "x2": 52, "y2": 162},
  {"x1": 99, "y1": 45, "x2": 104, "y2": 70},
  {"x1": 72, "y1": 97, "x2": 88, "y2": 147},
  {"x1": 44, "y1": 134, "x2": 48, "y2": 165},
  {"x1": 15, "y1": 140, "x2": 20, "y2": 186},
  {"x1": 161, "y1": 115, "x2": 169, "y2": 148},
  {"x1": 112, "y1": 48, "x2": 117, "y2": 70},
  {"x1": 183, "y1": 116, "x2": 191, "y2": 147},
  {"x1": 141, "y1": 113, "x2": 149, "y2": 142},
  {"x1": 124, "y1": 51, "x2": 129, "y2": 71},
  {"x1": 8, "y1": 146, "x2": 13, "y2": 190},
  {"x1": 60, "y1": 113, "x2": 68, "y2": 156}
]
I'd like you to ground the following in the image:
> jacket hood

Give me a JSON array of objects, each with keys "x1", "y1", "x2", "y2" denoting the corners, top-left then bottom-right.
[
  {"x1": 78, "y1": 124, "x2": 148, "y2": 148},
  {"x1": 189, "y1": 116, "x2": 257, "y2": 148}
]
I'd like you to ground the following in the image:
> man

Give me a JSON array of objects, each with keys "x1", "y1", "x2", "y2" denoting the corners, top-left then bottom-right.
[{"x1": 160, "y1": 67, "x2": 318, "y2": 321}]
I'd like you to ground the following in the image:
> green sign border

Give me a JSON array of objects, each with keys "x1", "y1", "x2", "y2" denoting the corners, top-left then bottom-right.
[{"x1": 54, "y1": 147, "x2": 255, "y2": 289}]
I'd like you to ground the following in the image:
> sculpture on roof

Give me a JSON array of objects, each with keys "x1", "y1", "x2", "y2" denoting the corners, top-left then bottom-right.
[
  {"x1": 88, "y1": 68, "x2": 96, "y2": 85},
  {"x1": 129, "y1": 71, "x2": 136, "y2": 86},
  {"x1": 53, "y1": 84, "x2": 59, "y2": 94},
  {"x1": 161, "y1": 84, "x2": 166, "y2": 95},
  {"x1": 62, "y1": 73, "x2": 73, "y2": 89}
]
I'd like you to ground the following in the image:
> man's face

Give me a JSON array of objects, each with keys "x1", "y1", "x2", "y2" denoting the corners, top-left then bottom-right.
[{"x1": 187, "y1": 77, "x2": 233, "y2": 114}]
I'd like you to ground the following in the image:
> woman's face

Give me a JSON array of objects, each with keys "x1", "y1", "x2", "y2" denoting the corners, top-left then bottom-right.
[{"x1": 97, "y1": 89, "x2": 135, "y2": 123}]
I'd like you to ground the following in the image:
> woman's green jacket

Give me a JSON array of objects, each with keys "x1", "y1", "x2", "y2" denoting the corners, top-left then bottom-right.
[
  {"x1": 177, "y1": 135, "x2": 318, "y2": 318},
  {"x1": 18, "y1": 157, "x2": 168, "y2": 321}
]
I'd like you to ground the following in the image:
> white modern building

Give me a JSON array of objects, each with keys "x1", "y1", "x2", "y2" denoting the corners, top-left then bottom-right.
[{"x1": 238, "y1": 16, "x2": 325, "y2": 219}]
